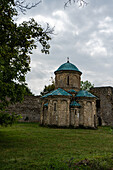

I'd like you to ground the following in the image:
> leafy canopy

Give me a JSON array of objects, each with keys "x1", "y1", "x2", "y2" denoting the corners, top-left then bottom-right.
[
  {"x1": 40, "y1": 79, "x2": 94, "y2": 96},
  {"x1": 0, "y1": 0, "x2": 52, "y2": 110},
  {"x1": 40, "y1": 77, "x2": 55, "y2": 96},
  {"x1": 81, "y1": 80, "x2": 94, "y2": 91},
  {"x1": 0, "y1": 0, "x2": 52, "y2": 125}
]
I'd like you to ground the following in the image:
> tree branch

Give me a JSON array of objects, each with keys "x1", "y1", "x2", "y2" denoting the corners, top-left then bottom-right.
[
  {"x1": 64, "y1": 0, "x2": 88, "y2": 8},
  {"x1": 44, "y1": 23, "x2": 55, "y2": 35},
  {"x1": 15, "y1": 0, "x2": 42, "y2": 14}
]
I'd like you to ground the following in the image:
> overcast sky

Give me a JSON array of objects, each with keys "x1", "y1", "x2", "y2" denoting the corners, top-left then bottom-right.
[{"x1": 17, "y1": 0, "x2": 113, "y2": 95}]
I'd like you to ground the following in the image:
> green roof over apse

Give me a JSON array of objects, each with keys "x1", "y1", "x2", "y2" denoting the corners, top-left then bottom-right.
[
  {"x1": 70, "y1": 101, "x2": 81, "y2": 107},
  {"x1": 68, "y1": 89, "x2": 77, "y2": 93},
  {"x1": 42, "y1": 88, "x2": 72, "y2": 98},
  {"x1": 76, "y1": 90, "x2": 96, "y2": 98},
  {"x1": 44, "y1": 103, "x2": 48, "y2": 107},
  {"x1": 54, "y1": 61, "x2": 82, "y2": 74}
]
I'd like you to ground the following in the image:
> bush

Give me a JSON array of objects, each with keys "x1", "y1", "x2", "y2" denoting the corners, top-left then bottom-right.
[{"x1": 0, "y1": 111, "x2": 22, "y2": 126}]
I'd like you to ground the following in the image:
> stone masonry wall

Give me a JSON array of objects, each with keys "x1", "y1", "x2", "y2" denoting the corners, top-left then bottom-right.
[
  {"x1": 90, "y1": 87, "x2": 113, "y2": 126},
  {"x1": 7, "y1": 96, "x2": 41, "y2": 122},
  {"x1": 70, "y1": 108, "x2": 79, "y2": 127},
  {"x1": 77, "y1": 98, "x2": 96, "y2": 128},
  {"x1": 55, "y1": 71, "x2": 81, "y2": 92},
  {"x1": 5, "y1": 86, "x2": 113, "y2": 126},
  {"x1": 41, "y1": 97, "x2": 71, "y2": 127}
]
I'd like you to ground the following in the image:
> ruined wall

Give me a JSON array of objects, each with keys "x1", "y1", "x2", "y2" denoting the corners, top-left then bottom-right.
[
  {"x1": 6, "y1": 86, "x2": 113, "y2": 126},
  {"x1": 7, "y1": 96, "x2": 41, "y2": 122},
  {"x1": 90, "y1": 87, "x2": 113, "y2": 126}
]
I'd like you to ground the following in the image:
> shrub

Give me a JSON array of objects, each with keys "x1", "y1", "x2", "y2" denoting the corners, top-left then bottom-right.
[{"x1": 0, "y1": 111, "x2": 22, "y2": 126}]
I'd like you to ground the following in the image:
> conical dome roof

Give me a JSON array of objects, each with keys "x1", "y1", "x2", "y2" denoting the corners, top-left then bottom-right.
[
  {"x1": 76, "y1": 90, "x2": 96, "y2": 98},
  {"x1": 54, "y1": 61, "x2": 82, "y2": 74}
]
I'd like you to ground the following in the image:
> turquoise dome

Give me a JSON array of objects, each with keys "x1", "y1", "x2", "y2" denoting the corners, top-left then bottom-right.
[{"x1": 55, "y1": 61, "x2": 82, "y2": 73}]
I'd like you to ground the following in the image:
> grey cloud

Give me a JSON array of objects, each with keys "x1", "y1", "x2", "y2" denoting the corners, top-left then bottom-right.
[{"x1": 18, "y1": 0, "x2": 113, "y2": 94}]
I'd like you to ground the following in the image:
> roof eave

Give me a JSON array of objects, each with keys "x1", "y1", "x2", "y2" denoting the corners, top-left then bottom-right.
[{"x1": 54, "y1": 70, "x2": 82, "y2": 75}]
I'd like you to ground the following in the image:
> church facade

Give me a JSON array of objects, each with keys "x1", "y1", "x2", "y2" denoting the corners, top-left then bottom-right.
[{"x1": 40, "y1": 60, "x2": 97, "y2": 128}]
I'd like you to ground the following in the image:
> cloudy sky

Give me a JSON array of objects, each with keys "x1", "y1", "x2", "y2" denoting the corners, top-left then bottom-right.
[{"x1": 17, "y1": 0, "x2": 113, "y2": 95}]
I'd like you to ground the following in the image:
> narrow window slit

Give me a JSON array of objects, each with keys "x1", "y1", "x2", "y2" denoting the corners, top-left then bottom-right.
[
  {"x1": 54, "y1": 103, "x2": 56, "y2": 111},
  {"x1": 67, "y1": 76, "x2": 69, "y2": 85}
]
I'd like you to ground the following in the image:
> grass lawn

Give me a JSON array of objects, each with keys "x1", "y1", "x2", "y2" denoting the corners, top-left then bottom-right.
[{"x1": 0, "y1": 123, "x2": 113, "y2": 170}]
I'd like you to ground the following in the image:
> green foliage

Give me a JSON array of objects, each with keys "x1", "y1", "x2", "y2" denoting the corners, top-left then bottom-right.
[
  {"x1": 41, "y1": 79, "x2": 94, "y2": 96},
  {"x1": 0, "y1": 111, "x2": 22, "y2": 126},
  {"x1": 0, "y1": 0, "x2": 51, "y2": 125},
  {"x1": 0, "y1": 124, "x2": 113, "y2": 169},
  {"x1": 0, "y1": 0, "x2": 51, "y2": 107},
  {"x1": 40, "y1": 84, "x2": 55, "y2": 96},
  {"x1": 46, "y1": 157, "x2": 113, "y2": 170},
  {"x1": 23, "y1": 84, "x2": 34, "y2": 96},
  {"x1": 40, "y1": 78, "x2": 55, "y2": 96},
  {"x1": 81, "y1": 80, "x2": 94, "y2": 91}
]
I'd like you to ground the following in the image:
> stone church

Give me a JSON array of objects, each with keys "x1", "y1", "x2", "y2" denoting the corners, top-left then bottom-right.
[{"x1": 40, "y1": 60, "x2": 97, "y2": 128}]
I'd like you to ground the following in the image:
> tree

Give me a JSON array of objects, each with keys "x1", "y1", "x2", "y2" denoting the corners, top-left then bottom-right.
[
  {"x1": 41, "y1": 79, "x2": 94, "y2": 96},
  {"x1": 81, "y1": 80, "x2": 94, "y2": 91},
  {"x1": 14, "y1": 0, "x2": 42, "y2": 14},
  {"x1": 23, "y1": 84, "x2": 34, "y2": 96},
  {"x1": 40, "y1": 77, "x2": 55, "y2": 96},
  {"x1": 0, "y1": 0, "x2": 53, "y2": 125}
]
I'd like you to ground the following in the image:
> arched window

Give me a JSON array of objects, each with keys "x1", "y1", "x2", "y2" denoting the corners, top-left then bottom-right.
[
  {"x1": 54, "y1": 103, "x2": 57, "y2": 111},
  {"x1": 75, "y1": 109, "x2": 77, "y2": 115},
  {"x1": 67, "y1": 76, "x2": 69, "y2": 85}
]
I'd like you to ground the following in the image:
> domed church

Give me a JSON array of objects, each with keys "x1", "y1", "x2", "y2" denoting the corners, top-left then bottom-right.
[{"x1": 40, "y1": 59, "x2": 97, "y2": 128}]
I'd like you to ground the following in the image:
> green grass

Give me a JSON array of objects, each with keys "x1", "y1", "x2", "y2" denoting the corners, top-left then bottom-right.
[{"x1": 0, "y1": 123, "x2": 113, "y2": 169}]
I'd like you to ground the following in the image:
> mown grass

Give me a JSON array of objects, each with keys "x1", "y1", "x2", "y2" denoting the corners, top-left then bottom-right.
[{"x1": 0, "y1": 123, "x2": 113, "y2": 169}]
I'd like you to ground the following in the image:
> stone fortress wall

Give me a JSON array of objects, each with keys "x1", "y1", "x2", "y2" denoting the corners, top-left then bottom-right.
[
  {"x1": 7, "y1": 86, "x2": 113, "y2": 126},
  {"x1": 90, "y1": 86, "x2": 113, "y2": 126},
  {"x1": 7, "y1": 96, "x2": 41, "y2": 122}
]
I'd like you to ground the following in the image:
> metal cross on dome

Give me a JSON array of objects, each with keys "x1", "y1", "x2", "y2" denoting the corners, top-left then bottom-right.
[{"x1": 67, "y1": 57, "x2": 69, "y2": 63}]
